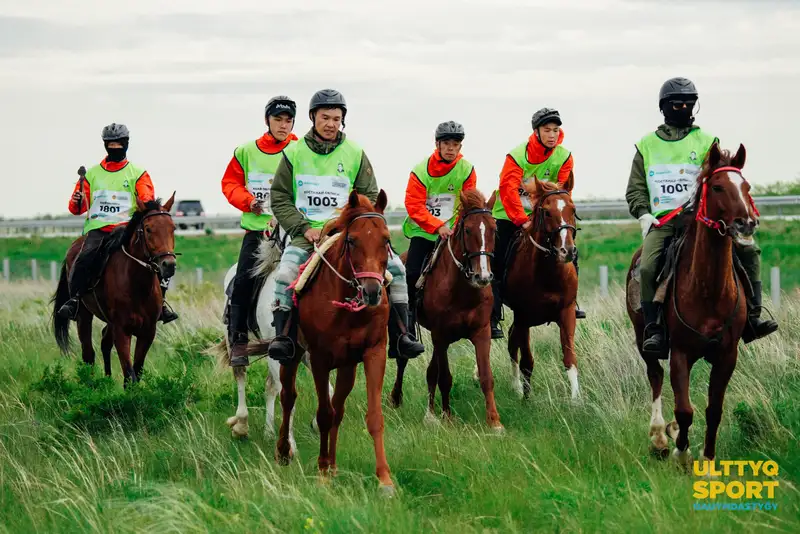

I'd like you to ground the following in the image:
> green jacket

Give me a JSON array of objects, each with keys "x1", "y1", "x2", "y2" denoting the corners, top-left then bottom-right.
[
  {"x1": 625, "y1": 124, "x2": 718, "y2": 219},
  {"x1": 271, "y1": 129, "x2": 379, "y2": 242}
]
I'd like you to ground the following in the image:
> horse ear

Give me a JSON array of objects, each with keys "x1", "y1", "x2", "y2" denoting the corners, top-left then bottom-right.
[
  {"x1": 348, "y1": 189, "x2": 360, "y2": 209},
  {"x1": 136, "y1": 195, "x2": 146, "y2": 212},
  {"x1": 732, "y1": 143, "x2": 746, "y2": 169},
  {"x1": 708, "y1": 141, "x2": 722, "y2": 169},
  {"x1": 562, "y1": 170, "x2": 575, "y2": 193},
  {"x1": 375, "y1": 189, "x2": 388, "y2": 214},
  {"x1": 163, "y1": 191, "x2": 176, "y2": 212},
  {"x1": 487, "y1": 190, "x2": 496, "y2": 209}
]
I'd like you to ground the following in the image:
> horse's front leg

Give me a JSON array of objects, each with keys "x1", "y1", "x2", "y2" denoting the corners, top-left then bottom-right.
[
  {"x1": 112, "y1": 325, "x2": 136, "y2": 385},
  {"x1": 703, "y1": 351, "x2": 737, "y2": 461},
  {"x1": 312, "y1": 362, "x2": 334, "y2": 479},
  {"x1": 363, "y1": 346, "x2": 394, "y2": 494},
  {"x1": 77, "y1": 308, "x2": 95, "y2": 367},
  {"x1": 264, "y1": 359, "x2": 282, "y2": 439},
  {"x1": 668, "y1": 349, "x2": 694, "y2": 470},
  {"x1": 471, "y1": 325, "x2": 502, "y2": 430},
  {"x1": 390, "y1": 357, "x2": 409, "y2": 409},
  {"x1": 132, "y1": 327, "x2": 155, "y2": 380},
  {"x1": 101, "y1": 324, "x2": 114, "y2": 377},
  {"x1": 226, "y1": 366, "x2": 250, "y2": 439},
  {"x1": 276, "y1": 359, "x2": 299, "y2": 465},
  {"x1": 329, "y1": 365, "x2": 358, "y2": 477},
  {"x1": 559, "y1": 304, "x2": 580, "y2": 402}
]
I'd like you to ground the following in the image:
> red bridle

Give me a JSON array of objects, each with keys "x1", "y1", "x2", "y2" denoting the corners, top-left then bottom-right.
[{"x1": 696, "y1": 166, "x2": 760, "y2": 233}]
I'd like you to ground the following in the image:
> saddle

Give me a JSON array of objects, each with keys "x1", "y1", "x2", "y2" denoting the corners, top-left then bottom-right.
[
  {"x1": 83, "y1": 226, "x2": 128, "y2": 292},
  {"x1": 224, "y1": 268, "x2": 269, "y2": 338},
  {"x1": 412, "y1": 238, "x2": 445, "y2": 310},
  {"x1": 498, "y1": 230, "x2": 525, "y2": 305}
]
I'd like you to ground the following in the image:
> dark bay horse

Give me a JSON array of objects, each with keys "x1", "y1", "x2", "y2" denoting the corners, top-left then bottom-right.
[
  {"x1": 52, "y1": 195, "x2": 177, "y2": 384},
  {"x1": 497, "y1": 175, "x2": 581, "y2": 401},
  {"x1": 266, "y1": 190, "x2": 396, "y2": 493},
  {"x1": 626, "y1": 143, "x2": 755, "y2": 466},
  {"x1": 391, "y1": 190, "x2": 502, "y2": 430}
]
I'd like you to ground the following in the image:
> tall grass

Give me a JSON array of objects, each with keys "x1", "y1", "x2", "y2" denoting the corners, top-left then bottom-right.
[{"x1": 0, "y1": 281, "x2": 798, "y2": 533}]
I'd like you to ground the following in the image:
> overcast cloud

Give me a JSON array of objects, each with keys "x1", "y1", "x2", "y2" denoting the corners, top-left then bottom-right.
[{"x1": 0, "y1": 0, "x2": 798, "y2": 218}]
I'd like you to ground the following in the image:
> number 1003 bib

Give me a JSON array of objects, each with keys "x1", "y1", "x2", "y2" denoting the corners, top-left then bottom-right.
[{"x1": 295, "y1": 175, "x2": 351, "y2": 222}]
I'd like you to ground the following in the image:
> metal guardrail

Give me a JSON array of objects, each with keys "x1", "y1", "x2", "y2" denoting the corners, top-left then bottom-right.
[{"x1": 2, "y1": 196, "x2": 799, "y2": 235}]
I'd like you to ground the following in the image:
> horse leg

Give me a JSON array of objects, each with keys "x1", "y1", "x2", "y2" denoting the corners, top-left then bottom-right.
[
  {"x1": 389, "y1": 357, "x2": 408, "y2": 408},
  {"x1": 646, "y1": 359, "x2": 669, "y2": 458},
  {"x1": 328, "y1": 365, "x2": 358, "y2": 477},
  {"x1": 425, "y1": 338, "x2": 440, "y2": 424},
  {"x1": 112, "y1": 325, "x2": 136, "y2": 385},
  {"x1": 276, "y1": 360, "x2": 299, "y2": 465},
  {"x1": 132, "y1": 328, "x2": 155, "y2": 380},
  {"x1": 313, "y1": 365, "x2": 334, "y2": 479},
  {"x1": 471, "y1": 327, "x2": 502, "y2": 430},
  {"x1": 703, "y1": 353, "x2": 737, "y2": 461},
  {"x1": 301, "y1": 352, "x2": 328, "y2": 433},
  {"x1": 101, "y1": 324, "x2": 114, "y2": 377},
  {"x1": 507, "y1": 323, "x2": 523, "y2": 397},
  {"x1": 363, "y1": 348, "x2": 394, "y2": 493},
  {"x1": 226, "y1": 366, "x2": 250, "y2": 439},
  {"x1": 559, "y1": 306, "x2": 580, "y2": 402},
  {"x1": 263, "y1": 359, "x2": 281, "y2": 439},
  {"x1": 434, "y1": 340, "x2": 453, "y2": 421},
  {"x1": 76, "y1": 309, "x2": 95, "y2": 367},
  {"x1": 668, "y1": 349, "x2": 694, "y2": 470},
  {"x1": 512, "y1": 323, "x2": 534, "y2": 399}
]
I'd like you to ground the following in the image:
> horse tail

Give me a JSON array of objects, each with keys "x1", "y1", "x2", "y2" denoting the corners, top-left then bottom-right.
[
  {"x1": 205, "y1": 338, "x2": 231, "y2": 370},
  {"x1": 51, "y1": 260, "x2": 71, "y2": 354}
]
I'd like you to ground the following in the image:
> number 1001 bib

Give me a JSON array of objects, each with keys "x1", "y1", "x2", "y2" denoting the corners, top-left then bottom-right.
[{"x1": 88, "y1": 190, "x2": 132, "y2": 225}]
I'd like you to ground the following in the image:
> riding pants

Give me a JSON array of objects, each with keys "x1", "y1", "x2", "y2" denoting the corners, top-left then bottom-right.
[{"x1": 405, "y1": 236, "x2": 437, "y2": 311}]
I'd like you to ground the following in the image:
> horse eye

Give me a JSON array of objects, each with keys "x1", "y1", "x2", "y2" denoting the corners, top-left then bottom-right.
[
  {"x1": 712, "y1": 185, "x2": 724, "y2": 193},
  {"x1": 543, "y1": 210, "x2": 550, "y2": 217},
  {"x1": 465, "y1": 228, "x2": 471, "y2": 235}
]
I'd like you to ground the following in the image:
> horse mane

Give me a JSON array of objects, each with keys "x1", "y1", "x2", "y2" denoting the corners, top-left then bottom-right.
[
  {"x1": 684, "y1": 148, "x2": 735, "y2": 214},
  {"x1": 458, "y1": 189, "x2": 488, "y2": 213},
  {"x1": 106, "y1": 198, "x2": 164, "y2": 252},
  {"x1": 252, "y1": 231, "x2": 286, "y2": 278},
  {"x1": 322, "y1": 194, "x2": 380, "y2": 236}
]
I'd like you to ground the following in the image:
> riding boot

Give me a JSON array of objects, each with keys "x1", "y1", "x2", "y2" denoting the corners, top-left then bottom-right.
[
  {"x1": 388, "y1": 302, "x2": 424, "y2": 359},
  {"x1": 228, "y1": 304, "x2": 250, "y2": 368},
  {"x1": 490, "y1": 282, "x2": 504, "y2": 339},
  {"x1": 58, "y1": 262, "x2": 90, "y2": 321},
  {"x1": 268, "y1": 308, "x2": 298, "y2": 365},
  {"x1": 641, "y1": 301, "x2": 667, "y2": 358},
  {"x1": 573, "y1": 255, "x2": 586, "y2": 319},
  {"x1": 742, "y1": 281, "x2": 778, "y2": 344},
  {"x1": 159, "y1": 282, "x2": 179, "y2": 324}
]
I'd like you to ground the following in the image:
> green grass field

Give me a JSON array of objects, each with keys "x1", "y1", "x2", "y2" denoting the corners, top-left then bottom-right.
[
  {"x1": 2, "y1": 220, "x2": 800, "y2": 294},
  {"x1": 0, "y1": 281, "x2": 797, "y2": 532}
]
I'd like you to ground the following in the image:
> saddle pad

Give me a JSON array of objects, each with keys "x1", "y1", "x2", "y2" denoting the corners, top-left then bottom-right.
[
  {"x1": 290, "y1": 233, "x2": 392, "y2": 296},
  {"x1": 415, "y1": 239, "x2": 445, "y2": 290}
]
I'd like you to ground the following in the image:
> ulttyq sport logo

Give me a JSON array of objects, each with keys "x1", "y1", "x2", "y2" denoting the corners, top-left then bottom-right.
[{"x1": 693, "y1": 459, "x2": 780, "y2": 512}]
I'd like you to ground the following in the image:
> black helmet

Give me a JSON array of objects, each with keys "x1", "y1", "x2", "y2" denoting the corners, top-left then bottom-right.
[
  {"x1": 309, "y1": 89, "x2": 347, "y2": 117},
  {"x1": 265, "y1": 95, "x2": 296, "y2": 118},
  {"x1": 101, "y1": 123, "x2": 130, "y2": 141},
  {"x1": 531, "y1": 108, "x2": 562, "y2": 129},
  {"x1": 659, "y1": 77, "x2": 698, "y2": 104},
  {"x1": 435, "y1": 121, "x2": 465, "y2": 142}
]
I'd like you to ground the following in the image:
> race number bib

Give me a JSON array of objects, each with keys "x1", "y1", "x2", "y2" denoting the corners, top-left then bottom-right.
[
  {"x1": 247, "y1": 172, "x2": 273, "y2": 215},
  {"x1": 647, "y1": 164, "x2": 699, "y2": 212},
  {"x1": 426, "y1": 193, "x2": 455, "y2": 222},
  {"x1": 88, "y1": 190, "x2": 132, "y2": 224},
  {"x1": 295, "y1": 175, "x2": 351, "y2": 222},
  {"x1": 519, "y1": 177, "x2": 535, "y2": 211}
]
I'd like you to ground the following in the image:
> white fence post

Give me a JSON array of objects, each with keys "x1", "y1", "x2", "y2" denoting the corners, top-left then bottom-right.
[
  {"x1": 599, "y1": 265, "x2": 609, "y2": 297},
  {"x1": 771, "y1": 266, "x2": 780, "y2": 310},
  {"x1": 2, "y1": 258, "x2": 8, "y2": 282},
  {"x1": 31, "y1": 259, "x2": 38, "y2": 281},
  {"x1": 196, "y1": 267, "x2": 203, "y2": 284},
  {"x1": 50, "y1": 261, "x2": 58, "y2": 283}
]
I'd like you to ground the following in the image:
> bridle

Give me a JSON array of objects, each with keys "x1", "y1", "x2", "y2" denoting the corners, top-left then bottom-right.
[
  {"x1": 122, "y1": 210, "x2": 180, "y2": 275},
  {"x1": 446, "y1": 207, "x2": 494, "y2": 279},
  {"x1": 313, "y1": 212, "x2": 390, "y2": 313},
  {"x1": 695, "y1": 165, "x2": 760, "y2": 237},
  {"x1": 526, "y1": 189, "x2": 579, "y2": 256}
]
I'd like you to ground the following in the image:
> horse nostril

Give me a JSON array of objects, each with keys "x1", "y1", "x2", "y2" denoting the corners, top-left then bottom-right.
[{"x1": 488, "y1": 273, "x2": 494, "y2": 282}]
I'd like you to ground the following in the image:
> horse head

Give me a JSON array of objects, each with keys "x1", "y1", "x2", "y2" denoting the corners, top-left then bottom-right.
[
  {"x1": 130, "y1": 192, "x2": 178, "y2": 280},
  {"x1": 522, "y1": 173, "x2": 578, "y2": 264},
  {"x1": 453, "y1": 189, "x2": 495, "y2": 288},
  {"x1": 329, "y1": 189, "x2": 391, "y2": 308},
  {"x1": 693, "y1": 142, "x2": 759, "y2": 247}
]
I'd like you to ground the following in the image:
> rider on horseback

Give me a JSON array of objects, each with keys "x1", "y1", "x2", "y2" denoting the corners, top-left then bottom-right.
[
  {"x1": 627, "y1": 77, "x2": 778, "y2": 356},
  {"x1": 57, "y1": 123, "x2": 177, "y2": 324},
  {"x1": 263, "y1": 89, "x2": 425, "y2": 366},
  {"x1": 223, "y1": 96, "x2": 299, "y2": 366},
  {"x1": 490, "y1": 107, "x2": 585, "y2": 339},
  {"x1": 402, "y1": 121, "x2": 477, "y2": 350}
]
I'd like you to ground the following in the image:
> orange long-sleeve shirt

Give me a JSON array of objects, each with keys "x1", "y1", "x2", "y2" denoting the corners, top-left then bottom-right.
[
  {"x1": 404, "y1": 150, "x2": 478, "y2": 234},
  {"x1": 498, "y1": 130, "x2": 574, "y2": 226},
  {"x1": 221, "y1": 132, "x2": 298, "y2": 213},
  {"x1": 68, "y1": 159, "x2": 155, "y2": 232}
]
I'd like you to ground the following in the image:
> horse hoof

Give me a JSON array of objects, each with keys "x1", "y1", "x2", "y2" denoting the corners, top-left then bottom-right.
[
  {"x1": 275, "y1": 448, "x2": 294, "y2": 466},
  {"x1": 666, "y1": 421, "x2": 680, "y2": 441},
  {"x1": 671, "y1": 447, "x2": 693, "y2": 472},
  {"x1": 227, "y1": 416, "x2": 249, "y2": 439},
  {"x1": 378, "y1": 483, "x2": 396, "y2": 498},
  {"x1": 489, "y1": 423, "x2": 505, "y2": 434},
  {"x1": 389, "y1": 394, "x2": 403, "y2": 409},
  {"x1": 423, "y1": 410, "x2": 440, "y2": 426}
]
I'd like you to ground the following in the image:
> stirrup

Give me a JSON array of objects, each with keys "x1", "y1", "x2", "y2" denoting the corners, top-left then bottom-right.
[{"x1": 268, "y1": 335, "x2": 297, "y2": 364}]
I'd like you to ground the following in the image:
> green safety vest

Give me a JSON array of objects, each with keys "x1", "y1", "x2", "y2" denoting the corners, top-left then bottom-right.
[
  {"x1": 83, "y1": 161, "x2": 145, "y2": 234},
  {"x1": 492, "y1": 142, "x2": 570, "y2": 221},
  {"x1": 402, "y1": 156, "x2": 474, "y2": 241},
  {"x1": 636, "y1": 128, "x2": 717, "y2": 217},
  {"x1": 287, "y1": 138, "x2": 363, "y2": 229},
  {"x1": 235, "y1": 138, "x2": 296, "y2": 231}
]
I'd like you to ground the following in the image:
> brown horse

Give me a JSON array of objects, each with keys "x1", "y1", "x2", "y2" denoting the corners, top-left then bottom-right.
[
  {"x1": 498, "y1": 175, "x2": 581, "y2": 401},
  {"x1": 626, "y1": 143, "x2": 755, "y2": 466},
  {"x1": 52, "y1": 195, "x2": 177, "y2": 384},
  {"x1": 391, "y1": 190, "x2": 502, "y2": 430},
  {"x1": 268, "y1": 190, "x2": 395, "y2": 493}
]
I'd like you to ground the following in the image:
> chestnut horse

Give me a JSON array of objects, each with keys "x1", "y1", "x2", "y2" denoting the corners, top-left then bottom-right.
[
  {"x1": 52, "y1": 195, "x2": 178, "y2": 384},
  {"x1": 496, "y1": 175, "x2": 581, "y2": 401},
  {"x1": 626, "y1": 143, "x2": 755, "y2": 466},
  {"x1": 250, "y1": 190, "x2": 395, "y2": 493},
  {"x1": 391, "y1": 190, "x2": 502, "y2": 430}
]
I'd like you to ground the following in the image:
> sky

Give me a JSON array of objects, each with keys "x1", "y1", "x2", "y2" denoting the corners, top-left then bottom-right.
[{"x1": 1, "y1": 0, "x2": 799, "y2": 218}]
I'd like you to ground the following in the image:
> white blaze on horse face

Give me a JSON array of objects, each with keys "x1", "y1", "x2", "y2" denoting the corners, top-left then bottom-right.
[
  {"x1": 479, "y1": 221, "x2": 489, "y2": 277},
  {"x1": 729, "y1": 173, "x2": 752, "y2": 224},
  {"x1": 556, "y1": 199, "x2": 568, "y2": 249}
]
